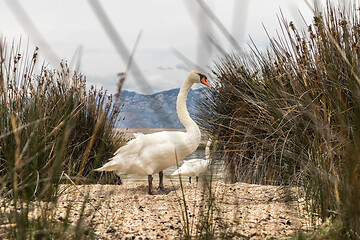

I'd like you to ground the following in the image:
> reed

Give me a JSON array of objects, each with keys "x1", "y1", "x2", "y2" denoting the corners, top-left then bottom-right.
[
  {"x1": 0, "y1": 40, "x2": 123, "y2": 238},
  {"x1": 196, "y1": 3, "x2": 360, "y2": 238}
]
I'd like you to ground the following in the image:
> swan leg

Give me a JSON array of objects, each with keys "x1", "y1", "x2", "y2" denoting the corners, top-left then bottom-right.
[
  {"x1": 196, "y1": 176, "x2": 199, "y2": 183},
  {"x1": 149, "y1": 171, "x2": 177, "y2": 195},
  {"x1": 116, "y1": 174, "x2": 122, "y2": 185},
  {"x1": 189, "y1": 177, "x2": 191, "y2": 183},
  {"x1": 148, "y1": 175, "x2": 153, "y2": 194},
  {"x1": 158, "y1": 171, "x2": 164, "y2": 189}
]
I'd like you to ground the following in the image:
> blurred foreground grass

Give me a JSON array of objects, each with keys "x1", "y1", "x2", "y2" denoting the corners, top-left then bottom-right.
[
  {"x1": 196, "y1": 3, "x2": 360, "y2": 239},
  {"x1": 0, "y1": 39, "x2": 124, "y2": 238}
]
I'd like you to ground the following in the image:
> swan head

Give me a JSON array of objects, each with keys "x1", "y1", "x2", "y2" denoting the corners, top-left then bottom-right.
[{"x1": 188, "y1": 70, "x2": 211, "y2": 87}]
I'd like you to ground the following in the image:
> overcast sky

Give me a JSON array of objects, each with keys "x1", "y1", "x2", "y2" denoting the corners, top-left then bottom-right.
[{"x1": 0, "y1": 0, "x2": 350, "y2": 93}]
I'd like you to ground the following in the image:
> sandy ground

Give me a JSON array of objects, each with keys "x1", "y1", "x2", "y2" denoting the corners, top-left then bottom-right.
[{"x1": 55, "y1": 180, "x2": 318, "y2": 239}]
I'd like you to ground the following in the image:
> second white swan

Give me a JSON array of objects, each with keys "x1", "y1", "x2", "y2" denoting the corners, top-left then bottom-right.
[{"x1": 171, "y1": 138, "x2": 212, "y2": 183}]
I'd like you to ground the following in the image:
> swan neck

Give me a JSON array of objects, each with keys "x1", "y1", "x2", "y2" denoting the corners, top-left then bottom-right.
[
  {"x1": 176, "y1": 79, "x2": 199, "y2": 134},
  {"x1": 205, "y1": 138, "x2": 212, "y2": 162}
]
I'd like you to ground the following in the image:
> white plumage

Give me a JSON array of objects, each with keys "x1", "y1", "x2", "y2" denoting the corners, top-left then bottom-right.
[
  {"x1": 99, "y1": 131, "x2": 199, "y2": 175},
  {"x1": 95, "y1": 70, "x2": 210, "y2": 194},
  {"x1": 171, "y1": 138, "x2": 212, "y2": 183}
]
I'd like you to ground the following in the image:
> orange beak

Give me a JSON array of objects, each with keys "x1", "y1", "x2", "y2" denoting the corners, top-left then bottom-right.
[{"x1": 201, "y1": 77, "x2": 211, "y2": 87}]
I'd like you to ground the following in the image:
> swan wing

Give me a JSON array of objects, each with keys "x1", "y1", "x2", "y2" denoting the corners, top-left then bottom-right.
[
  {"x1": 113, "y1": 132, "x2": 145, "y2": 156},
  {"x1": 97, "y1": 131, "x2": 193, "y2": 175},
  {"x1": 135, "y1": 131, "x2": 192, "y2": 173},
  {"x1": 133, "y1": 132, "x2": 144, "y2": 138}
]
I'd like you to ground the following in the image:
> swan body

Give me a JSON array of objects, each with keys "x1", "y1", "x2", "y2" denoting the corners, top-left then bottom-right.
[
  {"x1": 99, "y1": 131, "x2": 199, "y2": 175},
  {"x1": 171, "y1": 138, "x2": 212, "y2": 183},
  {"x1": 95, "y1": 70, "x2": 210, "y2": 194}
]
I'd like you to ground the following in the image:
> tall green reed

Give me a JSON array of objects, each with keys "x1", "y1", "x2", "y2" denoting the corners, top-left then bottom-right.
[
  {"x1": 0, "y1": 40, "x2": 123, "y2": 238},
  {"x1": 197, "y1": 3, "x2": 360, "y2": 238}
]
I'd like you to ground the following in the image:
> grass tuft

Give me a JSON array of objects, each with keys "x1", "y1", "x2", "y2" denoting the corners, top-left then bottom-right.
[
  {"x1": 196, "y1": 3, "x2": 360, "y2": 238},
  {"x1": 0, "y1": 39, "x2": 124, "y2": 238}
]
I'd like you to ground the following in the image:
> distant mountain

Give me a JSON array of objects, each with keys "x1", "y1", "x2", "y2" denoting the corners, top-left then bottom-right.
[{"x1": 116, "y1": 88, "x2": 206, "y2": 128}]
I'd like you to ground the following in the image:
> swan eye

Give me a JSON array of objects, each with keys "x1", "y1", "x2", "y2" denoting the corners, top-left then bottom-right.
[
  {"x1": 198, "y1": 73, "x2": 210, "y2": 87},
  {"x1": 197, "y1": 73, "x2": 206, "y2": 79}
]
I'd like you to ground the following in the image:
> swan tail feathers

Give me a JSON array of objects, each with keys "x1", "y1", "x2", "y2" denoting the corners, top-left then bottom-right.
[
  {"x1": 171, "y1": 168, "x2": 182, "y2": 176},
  {"x1": 95, "y1": 165, "x2": 117, "y2": 172},
  {"x1": 95, "y1": 160, "x2": 121, "y2": 172}
]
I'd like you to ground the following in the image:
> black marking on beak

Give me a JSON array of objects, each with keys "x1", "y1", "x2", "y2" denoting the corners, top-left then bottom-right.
[
  {"x1": 198, "y1": 73, "x2": 210, "y2": 87},
  {"x1": 198, "y1": 73, "x2": 207, "y2": 80}
]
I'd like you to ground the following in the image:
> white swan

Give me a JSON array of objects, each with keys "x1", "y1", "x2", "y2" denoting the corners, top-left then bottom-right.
[
  {"x1": 171, "y1": 138, "x2": 212, "y2": 183},
  {"x1": 95, "y1": 70, "x2": 210, "y2": 194}
]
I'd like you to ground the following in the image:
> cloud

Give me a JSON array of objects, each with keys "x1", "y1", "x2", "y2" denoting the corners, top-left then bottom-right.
[
  {"x1": 175, "y1": 63, "x2": 190, "y2": 72},
  {"x1": 157, "y1": 66, "x2": 173, "y2": 71}
]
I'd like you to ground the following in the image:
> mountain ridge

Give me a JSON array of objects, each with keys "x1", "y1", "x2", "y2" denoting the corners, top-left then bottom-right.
[{"x1": 116, "y1": 88, "x2": 206, "y2": 128}]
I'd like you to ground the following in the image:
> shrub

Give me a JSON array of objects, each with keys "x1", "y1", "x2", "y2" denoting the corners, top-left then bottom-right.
[
  {"x1": 0, "y1": 40, "x2": 123, "y2": 201},
  {"x1": 197, "y1": 4, "x2": 360, "y2": 238}
]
